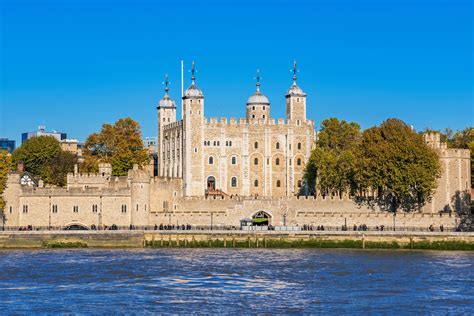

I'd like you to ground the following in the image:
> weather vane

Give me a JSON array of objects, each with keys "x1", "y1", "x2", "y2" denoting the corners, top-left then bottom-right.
[
  {"x1": 162, "y1": 73, "x2": 170, "y2": 94},
  {"x1": 291, "y1": 60, "x2": 298, "y2": 83},
  {"x1": 255, "y1": 68, "x2": 261, "y2": 92}
]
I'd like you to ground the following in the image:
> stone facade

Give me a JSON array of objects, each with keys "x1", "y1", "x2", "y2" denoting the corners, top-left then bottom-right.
[
  {"x1": 1, "y1": 63, "x2": 471, "y2": 230},
  {"x1": 159, "y1": 63, "x2": 315, "y2": 198}
]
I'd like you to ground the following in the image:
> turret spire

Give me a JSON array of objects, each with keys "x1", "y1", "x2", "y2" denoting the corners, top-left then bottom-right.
[
  {"x1": 191, "y1": 60, "x2": 196, "y2": 83},
  {"x1": 292, "y1": 60, "x2": 298, "y2": 85},
  {"x1": 255, "y1": 68, "x2": 261, "y2": 94},
  {"x1": 163, "y1": 73, "x2": 169, "y2": 96}
]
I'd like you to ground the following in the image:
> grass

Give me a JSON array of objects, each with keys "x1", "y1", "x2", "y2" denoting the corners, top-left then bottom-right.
[
  {"x1": 144, "y1": 238, "x2": 474, "y2": 251},
  {"x1": 43, "y1": 241, "x2": 88, "y2": 248}
]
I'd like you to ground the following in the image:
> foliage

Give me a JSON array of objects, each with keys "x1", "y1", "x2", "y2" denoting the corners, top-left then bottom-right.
[
  {"x1": 357, "y1": 119, "x2": 441, "y2": 212},
  {"x1": 82, "y1": 117, "x2": 149, "y2": 176},
  {"x1": 11, "y1": 136, "x2": 76, "y2": 187},
  {"x1": 304, "y1": 118, "x2": 361, "y2": 196},
  {"x1": 0, "y1": 150, "x2": 13, "y2": 211}
]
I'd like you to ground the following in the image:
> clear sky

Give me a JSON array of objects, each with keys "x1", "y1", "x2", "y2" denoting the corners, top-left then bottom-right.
[{"x1": 0, "y1": 0, "x2": 472, "y2": 144}]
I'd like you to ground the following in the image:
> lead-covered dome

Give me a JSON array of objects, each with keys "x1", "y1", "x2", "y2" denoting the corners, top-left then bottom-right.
[{"x1": 247, "y1": 91, "x2": 269, "y2": 105}]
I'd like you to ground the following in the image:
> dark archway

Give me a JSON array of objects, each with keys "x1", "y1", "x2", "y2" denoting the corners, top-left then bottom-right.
[
  {"x1": 207, "y1": 176, "x2": 216, "y2": 191},
  {"x1": 252, "y1": 210, "x2": 271, "y2": 226},
  {"x1": 63, "y1": 223, "x2": 89, "y2": 230}
]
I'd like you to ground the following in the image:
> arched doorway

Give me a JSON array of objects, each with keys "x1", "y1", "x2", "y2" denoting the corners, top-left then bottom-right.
[
  {"x1": 207, "y1": 176, "x2": 216, "y2": 191},
  {"x1": 63, "y1": 223, "x2": 89, "y2": 230},
  {"x1": 252, "y1": 210, "x2": 271, "y2": 226}
]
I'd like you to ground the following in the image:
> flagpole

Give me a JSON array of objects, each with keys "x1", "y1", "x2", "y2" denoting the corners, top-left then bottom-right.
[{"x1": 181, "y1": 60, "x2": 184, "y2": 119}]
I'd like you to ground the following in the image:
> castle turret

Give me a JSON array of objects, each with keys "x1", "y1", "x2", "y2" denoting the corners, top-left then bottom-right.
[
  {"x1": 183, "y1": 61, "x2": 205, "y2": 196},
  {"x1": 286, "y1": 61, "x2": 307, "y2": 124},
  {"x1": 157, "y1": 74, "x2": 177, "y2": 177},
  {"x1": 246, "y1": 69, "x2": 270, "y2": 124}
]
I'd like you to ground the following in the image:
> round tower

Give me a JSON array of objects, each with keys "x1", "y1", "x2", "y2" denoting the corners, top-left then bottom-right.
[
  {"x1": 286, "y1": 61, "x2": 307, "y2": 124},
  {"x1": 157, "y1": 74, "x2": 177, "y2": 177},
  {"x1": 246, "y1": 69, "x2": 270, "y2": 123}
]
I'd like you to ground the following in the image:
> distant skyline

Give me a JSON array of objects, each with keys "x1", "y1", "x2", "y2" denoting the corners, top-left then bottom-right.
[{"x1": 1, "y1": 0, "x2": 472, "y2": 144}]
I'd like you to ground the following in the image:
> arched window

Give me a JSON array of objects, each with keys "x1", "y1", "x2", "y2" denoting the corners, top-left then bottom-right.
[
  {"x1": 297, "y1": 142, "x2": 301, "y2": 150},
  {"x1": 231, "y1": 156, "x2": 237, "y2": 165},
  {"x1": 209, "y1": 156, "x2": 214, "y2": 165},
  {"x1": 276, "y1": 142, "x2": 280, "y2": 149},
  {"x1": 254, "y1": 157, "x2": 258, "y2": 165},
  {"x1": 297, "y1": 158, "x2": 302, "y2": 166},
  {"x1": 275, "y1": 158, "x2": 280, "y2": 165},
  {"x1": 231, "y1": 177, "x2": 237, "y2": 187},
  {"x1": 254, "y1": 179, "x2": 259, "y2": 187},
  {"x1": 297, "y1": 180, "x2": 302, "y2": 187},
  {"x1": 276, "y1": 180, "x2": 281, "y2": 187},
  {"x1": 254, "y1": 142, "x2": 258, "y2": 149}
]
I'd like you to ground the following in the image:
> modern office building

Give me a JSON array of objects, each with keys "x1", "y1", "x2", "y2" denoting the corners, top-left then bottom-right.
[
  {"x1": 21, "y1": 125, "x2": 67, "y2": 144},
  {"x1": 0, "y1": 138, "x2": 15, "y2": 153}
]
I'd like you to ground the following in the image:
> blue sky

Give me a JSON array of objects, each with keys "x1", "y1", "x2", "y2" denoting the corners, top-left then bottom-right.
[{"x1": 0, "y1": 0, "x2": 472, "y2": 144}]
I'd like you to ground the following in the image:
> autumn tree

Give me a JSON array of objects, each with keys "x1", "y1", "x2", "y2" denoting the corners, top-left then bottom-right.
[
  {"x1": 304, "y1": 118, "x2": 361, "y2": 196},
  {"x1": 82, "y1": 117, "x2": 149, "y2": 176},
  {"x1": 357, "y1": 119, "x2": 441, "y2": 212}
]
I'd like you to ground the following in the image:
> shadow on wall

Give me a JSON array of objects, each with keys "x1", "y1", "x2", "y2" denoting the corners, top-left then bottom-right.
[{"x1": 448, "y1": 190, "x2": 472, "y2": 215}]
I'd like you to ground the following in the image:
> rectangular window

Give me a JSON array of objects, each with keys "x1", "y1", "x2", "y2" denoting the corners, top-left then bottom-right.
[
  {"x1": 9, "y1": 206, "x2": 12, "y2": 213},
  {"x1": 92, "y1": 204, "x2": 98, "y2": 213},
  {"x1": 121, "y1": 205, "x2": 127, "y2": 213},
  {"x1": 163, "y1": 201, "x2": 169, "y2": 212},
  {"x1": 22, "y1": 205, "x2": 28, "y2": 213},
  {"x1": 73, "y1": 206, "x2": 79, "y2": 213},
  {"x1": 52, "y1": 204, "x2": 58, "y2": 213}
]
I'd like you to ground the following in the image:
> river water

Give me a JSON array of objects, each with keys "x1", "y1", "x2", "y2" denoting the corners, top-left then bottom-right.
[{"x1": 0, "y1": 249, "x2": 472, "y2": 314}]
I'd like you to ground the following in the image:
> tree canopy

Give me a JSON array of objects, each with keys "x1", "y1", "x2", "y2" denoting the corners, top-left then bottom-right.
[
  {"x1": 304, "y1": 118, "x2": 361, "y2": 196},
  {"x1": 0, "y1": 150, "x2": 12, "y2": 211},
  {"x1": 357, "y1": 119, "x2": 441, "y2": 212},
  {"x1": 11, "y1": 136, "x2": 76, "y2": 187},
  {"x1": 82, "y1": 117, "x2": 149, "y2": 176},
  {"x1": 304, "y1": 118, "x2": 442, "y2": 212}
]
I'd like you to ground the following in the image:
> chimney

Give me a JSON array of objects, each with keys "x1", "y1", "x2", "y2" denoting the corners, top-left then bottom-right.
[{"x1": 17, "y1": 161, "x2": 25, "y2": 173}]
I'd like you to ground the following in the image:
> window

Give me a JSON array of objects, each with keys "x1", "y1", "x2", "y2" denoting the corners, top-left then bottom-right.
[
  {"x1": 163, "y1": 201, "x2": 169, "y2": 212},
  {"x1": 52, "y1": 205, "x2": 58, "y2": 213},
  {"x1": 298, "y1": 180, "x2": 302, "y2": 187},
  {"x1": 73, "y1": 206, "x2": 79, "y2": 213},
  {"x1": 276, "y1": 142, "x2": 280, "y2": 149},
  {"x1": 297, "y1": 142, "x2": 301, "y2": 150},
  {"x1": 254, "y1": 179, "x2": 259, "y2": 187},
  {"x1": 194, "y1": 148, "x2": 197, "y2": 153},
  {"x1": 92, "y1": 205, "x2": 98, "y2": 213},
  {"x1": 276, "y1": 180, "x2": 281, "y2": 187},
  {"x1": 263, "y1": 115, "x2": 265, "y2": 119},
  {"x1": 121, "y1": 205, "x2": 127, "y2": 213},
  {"x1": 252, "y1": 106, "x2": 255, "y2": 110},
  {"x1": 276, "y1": 158, "x2": 280, "y2": 165},
  {"x1": 254, "y1": 142, "x2": 258, "y2": 149},
  {"x1": 136, "y1": 204, "x2": 139, "y2": 211},
  {"x1": 22, "y1": 205, "x2": 28, "y2": 213},
  {"x1": 289, "y1": 159, "x2": 292, "y2": 165},
  {"x1": 297, "y1": 158, "x2": 302, "y2": 166},
  {"x1": 231, "y1": 156, "x2": 237, "y2": 165},
  {"x1": 263, "y1": 106, "x2": 266, "y2": 110},
  {"x1": 209, "y1": 156, "x2": 214, "y2": 165},
  {"x1": 9, "y1": 206, "x2": 12, "y2": 214},
  {"x1": 231, "y1": 177, "x2": 237, "y2": 187},
  {"x1": 297, "y1": 97, "x2": 300, "y2": 102},
  {"x1": 252, "y1": 114, "x2": 255, "y2": 118},
  {"x1": 254, "y1": 157, "x2": 258, "y2": 165}
]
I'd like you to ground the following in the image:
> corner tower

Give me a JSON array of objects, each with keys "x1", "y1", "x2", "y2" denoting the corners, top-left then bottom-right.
[
  {"x1": 157, "y1": 74, "x2": 177, "y2": 177},
  {"x1": 246, "y1": 69, "x2": 270, "y2": 123},
  {"x1": 286, "y1": 61, "x2": 307, "y2": 123},
  {"x1": 182, "y1": 61, "x2": 205, "y2": 196}
]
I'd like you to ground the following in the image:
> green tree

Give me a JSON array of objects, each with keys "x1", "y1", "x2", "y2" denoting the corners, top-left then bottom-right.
[
  {"x1": 12, "y1": 136, "x2": 61, "y2": 184},
  {"x1": 358, "y1": 118, "x2": 441, "y2": 212},
  {"x1": 82, "y1": 117, "x2": 149, "y2": 176},
  {"x1": 11, "y1": 136, "x2": 76, "y2": 186},
  {"x1": 304, "y1": 118, "x2": 361, "y2": 196},
  {"x1": 0, "y1": 150, "x2": 13, "y2": 211}
]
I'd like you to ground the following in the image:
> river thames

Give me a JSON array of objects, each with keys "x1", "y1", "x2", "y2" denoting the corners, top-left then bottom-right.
[{"x1": 0, "y1": 249, "x2": 472, "y2": 314}]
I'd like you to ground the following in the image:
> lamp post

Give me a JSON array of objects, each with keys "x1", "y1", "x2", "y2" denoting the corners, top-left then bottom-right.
[{"x1": 393, "y1": 212, "x2": 396, "y2": 232}]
